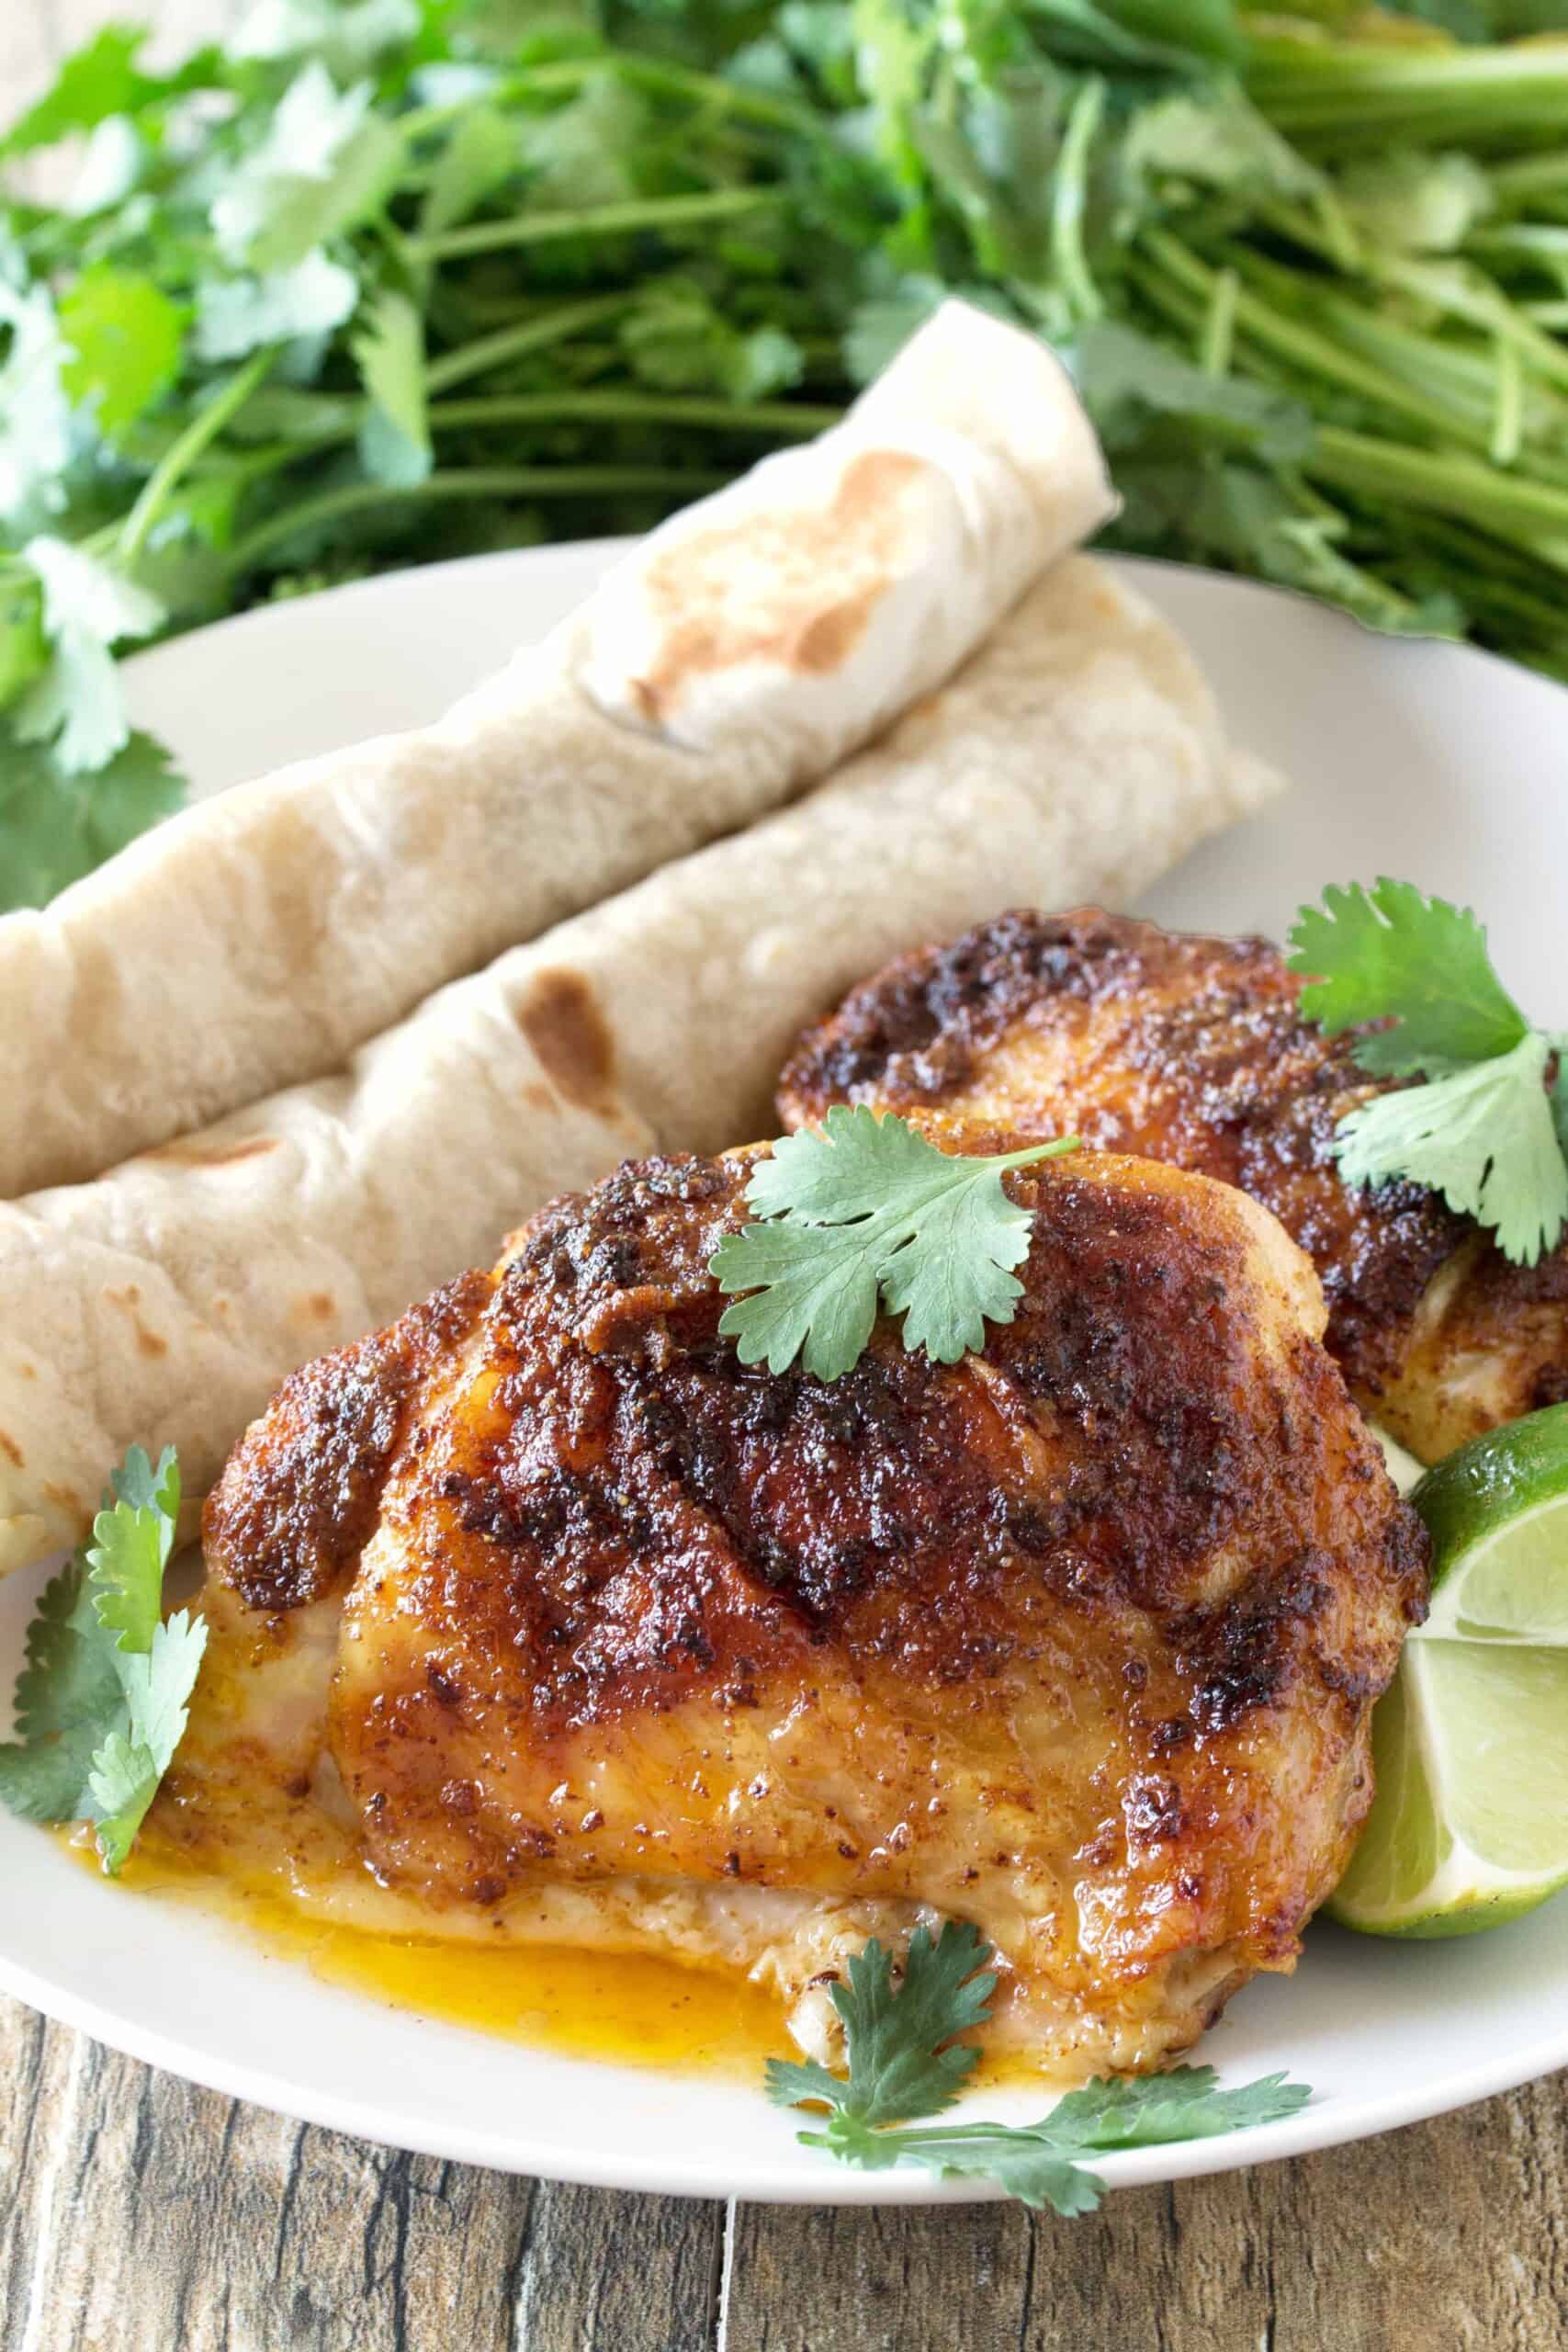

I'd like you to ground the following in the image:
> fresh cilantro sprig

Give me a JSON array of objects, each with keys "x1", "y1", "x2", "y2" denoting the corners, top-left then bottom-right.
[
  {"x1": 766, "y1": 1922, "x2": 1312, "y2": 2213},
  {"x1": 709, "y1": 1108, "x2": 1079, "y2": 1382},
  {"x1": 1287, "y1": 879, "x2": 1568, "y2": 1267},
  {"x1": 0, "y1": 1443, "x2": 206, "y2": 1873}
]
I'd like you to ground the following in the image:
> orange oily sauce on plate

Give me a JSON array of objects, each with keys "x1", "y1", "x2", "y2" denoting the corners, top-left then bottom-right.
[
  {"x1": 79, "y1": 1829, "x2": 1031, "y2": 2092},
  {"x1": 73, "y1": 1829, "x2": 787, "y2": 2080}
]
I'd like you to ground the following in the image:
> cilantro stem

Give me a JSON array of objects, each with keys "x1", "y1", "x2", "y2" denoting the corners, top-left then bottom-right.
[
  {"x1": 1493, "y1": 153, "x2": 1568, "y2": 204},
  {"x1": 115, "y1": 345, "x2": 276, "y2": 570},
  {"x1": 803, "y1": 2120, "x2": 1039, "y2": 2148},
  {"x1": 1129, "y1": 250, "x2": 1568, "y2": 577},
  {"x1": 1050, "y1": 76, "x2": 1106, "y2": 325},
  {"x1": 427, "y1": 391, "x2": 845, "y2": 435},
  {"x1": 1141, "y1": 232, "x2": 1480, "y2": 447},
  {"x1": 1247, "y1": 40, "x2": 1568, "y2": 143},
  {"x1": 221, "y1": 394, "x2": 844, "y2": 503},
  {"x1": 396, "y1": 55, "x2": 829, "y2": 148},
  {"x1": 1201, "y1": 266, "x2": 1237, "y2": 379},
  {"x1": 1365, "y1": 254, "x2": 1568, "y2": 398},
  {"x1": 1313, "y1": 428, "x2": 1568, "y2": 555},
  {"x1": 222, "y1": 466, "x2": 724, "y2": 573},
  {"x1": 405, "y1": 187, "x2": 785, "y2": 264},
  {"x1": 422, "y1": 295, "x2": 633, "y2": 394},
  {"x1": 1493, "y1": 339, "x2": 1523, "y2": 469}
]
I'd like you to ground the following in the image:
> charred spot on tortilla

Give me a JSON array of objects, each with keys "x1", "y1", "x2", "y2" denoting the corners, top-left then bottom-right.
[
  {"x1": 517, "y1": 970, "x2": 619, "y2": 1114},
  {"x1": 148, "y1": 1133, "x2": 281, "y2": 1169},
  {"x1": 794, "y1": 588, "x2": 886, "y2": 676},
  {"x1": 626, "y1": 450, "x2": 931, "y2": 727},
  {"x1": 102, "y1": 1282, "x2": 170, "y2": 1361},
  {"x1": 0, "y1": 1430, "x2": 23, "y2": 1469}
]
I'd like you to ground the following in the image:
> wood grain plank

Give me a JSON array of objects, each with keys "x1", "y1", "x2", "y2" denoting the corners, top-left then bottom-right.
[
  {"x1": 726, "y1": 2073, "x2": 1568, "y2": 2352},
  {"x1": 0, "y1": 1996, "x2": 726, "y2": 2352}
]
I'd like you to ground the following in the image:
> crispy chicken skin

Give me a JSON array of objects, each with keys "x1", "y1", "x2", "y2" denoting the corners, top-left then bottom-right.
[
  {"x1": 778, "y1": 908, "x2": 1568, "y2": 1464},
  {"x1": 190, "y1": 1145, "x2": 1425, "y2": 2079}
]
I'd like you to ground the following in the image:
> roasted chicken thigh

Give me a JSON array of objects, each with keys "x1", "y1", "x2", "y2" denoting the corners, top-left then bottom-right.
[
  {"x1": 163, "y1": 1143, "x2": 1424, "y2": 2080},
  {"x1": 779, "y1": 909, "x2": 1568, "y2": 1464}
]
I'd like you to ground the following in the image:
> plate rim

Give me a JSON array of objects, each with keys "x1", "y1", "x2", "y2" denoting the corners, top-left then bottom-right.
[{"x1": 2, "y1": 1916, "x2": 1565, "y2": 2202}]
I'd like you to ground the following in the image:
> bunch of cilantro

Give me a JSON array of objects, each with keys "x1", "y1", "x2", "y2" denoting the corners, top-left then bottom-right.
[{"x1": 6, "y1": 0, "x2": 1568, "y2": 911}]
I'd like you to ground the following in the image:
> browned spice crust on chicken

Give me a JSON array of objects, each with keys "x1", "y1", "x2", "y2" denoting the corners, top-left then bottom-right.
[
  {"x1": 777, "y1": 907, "x2": 1568, "y2": 1461},
  {"x1": 204, "y1": 1144, "x2": 1426, "y2": 2075}
]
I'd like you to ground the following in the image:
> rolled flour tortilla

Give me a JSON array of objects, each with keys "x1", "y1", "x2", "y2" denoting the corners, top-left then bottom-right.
[
  {"x1": 0, "y1": 301, "x2": 1113, "y2": 1202},
  {"x1": 0, "y1": 556, "x2": 1278, "y2": 1573}
]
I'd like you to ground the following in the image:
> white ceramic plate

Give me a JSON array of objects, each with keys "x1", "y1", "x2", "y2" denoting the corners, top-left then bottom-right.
[{"x1": 3, "y1": 547, "x2": 1565, "y2": 2203}]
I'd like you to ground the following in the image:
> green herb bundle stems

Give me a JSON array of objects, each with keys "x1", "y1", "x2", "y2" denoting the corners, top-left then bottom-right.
[
  {"x1": 406, "y1": 186, "x2": 784, "y2": 264},
  {"x1": 117, "y1": 347, "x2": 279, "y2": 568},
  {"x1": 420, "y1": 295, "x2": 637, "y2": 393},
  {"x1": 223, "y1": 464, "x2": 729, "y2": 575},
  {"x1": 426, "y1": 391, "x2": 842, "y2": 435}
]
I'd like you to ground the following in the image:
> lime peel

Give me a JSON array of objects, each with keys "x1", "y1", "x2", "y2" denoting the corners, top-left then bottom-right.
[{"x1": 1328, "y1": 1405, "x2": 1568, "y2": 1939}]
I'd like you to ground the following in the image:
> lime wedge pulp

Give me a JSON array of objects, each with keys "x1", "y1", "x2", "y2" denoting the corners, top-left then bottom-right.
[{"x1": 1328, "y1": 1403, "x2": 1568, "y2": 1939}]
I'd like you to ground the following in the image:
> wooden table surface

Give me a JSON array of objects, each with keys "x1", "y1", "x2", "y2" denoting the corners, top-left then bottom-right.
[{"x1": 4, "y1": 6, "x2": 1567, "y2": 2346}]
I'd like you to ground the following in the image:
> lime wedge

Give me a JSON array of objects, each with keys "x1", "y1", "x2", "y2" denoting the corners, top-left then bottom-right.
[{"x1": 1328, "y1": 1403, "x2": 1568, "y2": 1939}]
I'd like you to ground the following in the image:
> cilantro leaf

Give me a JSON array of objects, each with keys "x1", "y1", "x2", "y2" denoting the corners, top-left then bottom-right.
[
  {"x1": 766, "y1": 1925, "x2": 1312, "y2": 2212},
  {"x1": 195, "y1": 254, "x2": 359, "y2": 363},
  {"x1": 621, "y1": 280, "x2": 804, "y2": 403},
  {"x1": 711, "y1": 1108, "x2": 1078, "y2": 1381},
  {"x1": 212, "y1": 65, "x2": 400, "y2": 272},
  {"x1": 58, "y1": 266, "x2": 184, "y2": 437},
  {"x1": 13, "y1": 537, "x2": 165, "y2": 774},
  {"x1": 0, "y1": 1444, "x2": 204, "y2": 1874},
  {"x1": 352, "y1": 288, "x2": 432, "y2": 488},
  {"x1": 0, "y1": 28, "x2": 153, "y2": 160},
  {"x1": 109, "y1": 1442, "x2": 182, "y2": 1522},
  {"x1": 1552, "y1": 1051, "x2": 1568, "y2": 1168},
  {"x1": 1122, "y1": 85, "x2": 1322, "y2": 205},
  {"x1": 419, "y1": 104, "x2": 520, "y2": 239},
  {"x1": 1337, "y1": 1034, "x2": 1568, "y2": 1268},
  {"x1": 1338, "y1": 153, "x2": 1495, "y2": 256},
  {"x1": 0, "y1": 1560, "x2": 123, "y2": 1822},
  {"x1": 714, "y1": 1213, "x2": 883, "y2": 1385},
  {"x1": 0, "y1": 286, "x2": 75, "y2": 537},
  {"x1": 0, "y1": 571, "x2": 47, "y2": 710},
  {"x1": 1287, "y1": 879, "x2": 1528, "y2": 1076},
  {"x1": 87, "y1": 1610, "x2": 208, "y2": 1871},
  {"x1": 0, "y1": 726, "x2": 184, "y2": 912},
  {"x1": 1076, "y1": 321, "x2": 1313, "y2": 468},
  {"x1": 90, "y1": 1446, "x2": 181, "y2": 1650},
  {"x1": 772, "y1": 1924, "x2": 996, "y2": 2131},
  {"x1": 85, "y1": 1728, "x2": 164, "y2": 1873},
  {"x1": 1032, "y1": 2065, "x2": 1312, "y2": 2151}
]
